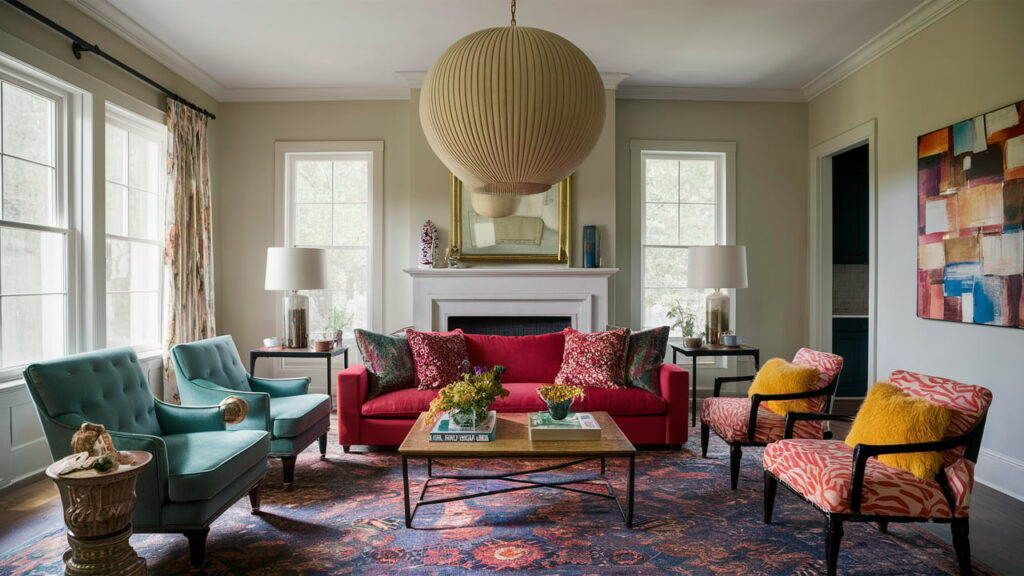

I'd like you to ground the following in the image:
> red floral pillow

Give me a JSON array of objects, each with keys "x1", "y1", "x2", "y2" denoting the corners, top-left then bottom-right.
[
  {"x1": 406, "y1": 329, "x2": 469, "y2": 390},
  {"x1": 554, "y1": 327, "x2": 630, "y2": 389}
]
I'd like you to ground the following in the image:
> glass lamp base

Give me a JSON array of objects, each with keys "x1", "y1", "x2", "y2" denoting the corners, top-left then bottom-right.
[
  {"x1": 282, "y1": 292, "x2": 309, "y2": 349},
  {"x1": 705, "y1": 290, "x2": 730, "y2": 345}
]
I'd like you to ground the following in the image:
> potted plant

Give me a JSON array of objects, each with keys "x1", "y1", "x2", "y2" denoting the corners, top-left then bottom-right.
[
  {"x1": 667, "y1": 301, "x2": 703, "y2": 348},
  {"x1": 425, "y1": 364, "x2": 509, "y2": 429},
  {"x1": 536, "y1": 384, "x2": 585, "y2": 420},
  {"x1": 328, "y1": 302, "x2": 355, "y2": 345}
]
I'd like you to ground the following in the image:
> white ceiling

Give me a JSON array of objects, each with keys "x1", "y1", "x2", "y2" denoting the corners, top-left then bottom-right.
[{"x1": 71, "y1": 0, "x2": 958, "y2": 102}]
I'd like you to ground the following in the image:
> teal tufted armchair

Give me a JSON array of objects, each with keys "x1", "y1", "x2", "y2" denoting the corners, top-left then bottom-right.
[
  {"x1": 171, "y1": 335, "x2": 331, "y2": 488},
  {"x1": 24, "y1": 347, "x2": 269, "y2": 570}
]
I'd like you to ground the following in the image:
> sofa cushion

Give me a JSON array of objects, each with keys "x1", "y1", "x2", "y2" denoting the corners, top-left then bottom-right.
[
  {"x1": 354, "y1": 329, "x2": 416, "y2": 398},
  {"x1": 465, "y1": 332, "x2": 566, "y2": 383},
  {"x1": 555, "y1": 327, "x2": 629, "y2": 389},
  {"x1": 164, "y1": 430, "x2": 268, "y2": 502},
  {"x1": 270, "y1": 393, "x2": 331, "y2": 438},
  {"x1": 407, "y1": 329, "x2": 469, "y2": 390},
  {"x1": 362, "y1": 383, "x2": 667, "y2": 419},
  {"x1": 623, "y1": 326, "x2": 669, "y2": 394}
]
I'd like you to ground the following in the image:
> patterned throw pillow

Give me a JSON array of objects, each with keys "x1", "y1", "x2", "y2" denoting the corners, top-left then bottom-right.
[
  {"x1": 554, "y1": 327, "x2": 630, "y2": 389},
  {"x1": 406, "y1": 329, "x2": 470, "y2": 390},
  {"x1": 354, "y1": 329, "x2": 416, "y2": 398},
  {"x1": 623, "y1": 326, "x2": 669, "y2": 394},
  {"x1": 747, "y1": 358, "x2": 821, "y2": 415}
]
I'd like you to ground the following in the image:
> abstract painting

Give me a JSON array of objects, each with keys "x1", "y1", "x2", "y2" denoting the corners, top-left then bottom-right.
[{"x1": 918, "y1": 99, "x2": 1024, "y2": 328}]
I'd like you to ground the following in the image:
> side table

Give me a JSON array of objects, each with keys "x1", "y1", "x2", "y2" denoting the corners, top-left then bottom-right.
[
  {"x1": 249, "y1": 345, "x2": 349, "y2": 408},
  {"x1": 671, "y1": 344, "x2": 761, "y2": 426},
  {"x1": 46, "y1": 450, "x2": 152, "y2": 576}
]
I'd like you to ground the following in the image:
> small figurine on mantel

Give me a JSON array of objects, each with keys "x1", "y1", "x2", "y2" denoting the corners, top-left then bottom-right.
[
  {"x1": 60, "y1": 422, "x2": 131, "y2": 475},
  {"x1": 419, "y1": 220, "x2": 438, "y2": 268}
]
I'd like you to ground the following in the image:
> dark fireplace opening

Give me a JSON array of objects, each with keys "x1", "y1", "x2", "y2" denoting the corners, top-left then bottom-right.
[{"x1": 447, "y1": 316, "x2": 572, "y2": 336}]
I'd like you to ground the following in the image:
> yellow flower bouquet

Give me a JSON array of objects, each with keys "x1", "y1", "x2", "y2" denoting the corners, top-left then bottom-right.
[
  {"x1": 425, "y1": 365, "x2": 508, "y2": 428},
  {"x1": 536, "y1": 384, "x2": 585, "y2": 420}
]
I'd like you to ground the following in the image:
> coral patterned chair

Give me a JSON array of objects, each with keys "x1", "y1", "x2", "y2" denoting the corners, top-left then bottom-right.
[
  {"x1": 700, "y1": 348, "x2": 844, "y2": 488},
  {"x1": 763, "y1": 371, "x2": 992, "y2": 576}
]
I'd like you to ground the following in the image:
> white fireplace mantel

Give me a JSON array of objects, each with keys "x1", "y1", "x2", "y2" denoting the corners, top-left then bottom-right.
[{"x1": 404, "y1": 268, "x2": 618, "y2": 333}]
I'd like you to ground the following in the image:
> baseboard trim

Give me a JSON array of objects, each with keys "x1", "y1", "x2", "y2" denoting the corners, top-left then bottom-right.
[{"x1": 975, "y1": 448, "x2": 1024, "y2": 502}]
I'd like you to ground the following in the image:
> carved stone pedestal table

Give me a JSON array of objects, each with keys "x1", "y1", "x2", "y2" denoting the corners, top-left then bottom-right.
[{"x1": 45, "y1": 451, "x2": 152, "y2": 576}]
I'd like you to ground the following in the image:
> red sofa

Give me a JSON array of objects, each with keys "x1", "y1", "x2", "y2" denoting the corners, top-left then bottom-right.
[{"x1": 336, "y1": 331, "x2": 689, "y2": 449}]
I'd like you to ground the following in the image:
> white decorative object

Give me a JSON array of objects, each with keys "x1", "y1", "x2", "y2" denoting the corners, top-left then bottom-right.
[
  {"x1": 687, "y1": 245, "x2": 748, "y2": 345},
  {"x1": 265, "y1": 247, "x2": 326, "y2": 348},
  {"x1": 419, "y1": 220, "x2": 438, "y2": 268},
  {"x1": 419, "y1": 2, "x2": 604, "y2": 209}
]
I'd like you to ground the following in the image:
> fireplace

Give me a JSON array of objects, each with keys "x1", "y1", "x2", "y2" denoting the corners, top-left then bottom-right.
[{"x1": 447, "y1": 315, "x2": 572, "y2": 336}]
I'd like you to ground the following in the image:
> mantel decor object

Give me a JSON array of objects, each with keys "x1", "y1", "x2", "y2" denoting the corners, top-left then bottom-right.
[
  {"x1": 265, "y1": 247, "x2": 326, "y2": 348},
  {"x1": 687, "y1": 245, "x2": 748, "y2": 345},
  {"x1": 419, "y1": 220, "x2": 438, "y2": 268}
]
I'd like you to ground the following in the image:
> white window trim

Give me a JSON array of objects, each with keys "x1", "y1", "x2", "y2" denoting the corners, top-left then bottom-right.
[{"x1": 630, "y1": 139, "x2": 737, "y2": 373}]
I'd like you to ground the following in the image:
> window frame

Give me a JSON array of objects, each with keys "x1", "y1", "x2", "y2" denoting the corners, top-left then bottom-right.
[
  {"x1": 103, "y1": 103, "x2": 167, "y2": 354},
  {"x1": 0, "y1": 57, "x2": 82, "y2": 380}
]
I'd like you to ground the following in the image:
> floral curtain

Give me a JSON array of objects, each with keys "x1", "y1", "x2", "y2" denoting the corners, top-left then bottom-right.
[{"x1": 163, "y1": 99, "x2": 216, "y2": 402}]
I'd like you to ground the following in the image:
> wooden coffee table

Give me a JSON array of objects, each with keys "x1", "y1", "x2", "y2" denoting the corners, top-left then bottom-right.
[{"x1": 399, "y1": 411, "x2": 636, "y2": 529}]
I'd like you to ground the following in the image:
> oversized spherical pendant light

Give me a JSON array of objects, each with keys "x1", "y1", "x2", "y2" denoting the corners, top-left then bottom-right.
[{"x1": 420, "y1": 1, "x2": 605, "y2": 213}]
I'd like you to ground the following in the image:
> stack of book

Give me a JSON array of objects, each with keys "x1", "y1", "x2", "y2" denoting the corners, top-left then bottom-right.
[
  {"x1": 429, "y1": 411, "x2": 497, "y2": 442},
  {"x1": 528, "y1": 412, "x2": 601, "y2": 441}
]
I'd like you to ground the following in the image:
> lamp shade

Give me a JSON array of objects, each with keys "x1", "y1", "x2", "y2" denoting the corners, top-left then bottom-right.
[
  {"x1": 264, "y1": 247, "x2": 325, "y2": 291},
  {"x1": 687, "y1": 245, "x2": 748, "y2": 289}
]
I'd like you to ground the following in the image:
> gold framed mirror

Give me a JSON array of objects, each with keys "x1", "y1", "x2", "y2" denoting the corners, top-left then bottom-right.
[{"x1": 449, "y1": 174, "x2": 570, "y2": 263}]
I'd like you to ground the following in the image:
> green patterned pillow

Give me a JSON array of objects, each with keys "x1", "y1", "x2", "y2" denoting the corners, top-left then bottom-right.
[
  {"x1": 624, "y1": 326, "x2": 669, "y2": 394},
  {"x1": 354, "y1": 329, "x2": 416, "y2": 398}
]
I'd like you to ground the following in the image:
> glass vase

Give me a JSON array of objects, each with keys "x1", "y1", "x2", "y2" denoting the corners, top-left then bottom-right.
[
  {"x1": 545, "y1": 398, "x2": 574, "y2": 420},
  {"x1": 449, "y1": 408, "x2": 486, "y2": 430}
]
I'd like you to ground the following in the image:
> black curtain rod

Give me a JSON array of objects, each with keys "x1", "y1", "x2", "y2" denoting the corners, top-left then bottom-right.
[{"x1": 3, "y1": 0, "x2": 216, "y2": 119}]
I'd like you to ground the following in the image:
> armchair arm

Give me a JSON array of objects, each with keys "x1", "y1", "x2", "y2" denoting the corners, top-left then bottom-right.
[
  {"x1": 659, "y1": 363, "x2": 689, "y2": 445},
  {"x1": 783, "y1": 411, "x2": 853, "y2": 439},
  {"x1": 154, "y1": 400, "x2": 227, "y2": 434},
  {"x1": 748, "y1": 387, "x2": 838, "y2": 442},
  {"x1": 714, "y1": 375, "x2": 754, "y2": 397},
  {"x1": 183, "y1": 378, "x2": 271, "y2": 433},
  {"x1": 337, "y1": 365, "x2": 368, "y2": 446},
  {"x1": 248, "y1": 375, "x2": 310, "y2": 397}
]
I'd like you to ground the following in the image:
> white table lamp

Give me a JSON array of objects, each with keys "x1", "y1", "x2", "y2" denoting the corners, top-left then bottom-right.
[
  {"x1": 265, "y1": 247, "x2": 326, "y2": 348},
  {"x1": 687, "y1": 245, "x2": 748, "y2": 345}
]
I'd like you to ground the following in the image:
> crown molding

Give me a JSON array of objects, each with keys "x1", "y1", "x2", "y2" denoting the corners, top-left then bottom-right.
[
  {"x1": 601, "y1": 73, "x2": 630, "y2": 90},
  {"x1": 399, "y1": 71, "x2": 629, "y2": 91},
  {"x1": 617, "y1": 85, "x2": 806, "y2": 103},
  {"x1": 68, "y1": 0, "x2": 228, "y2": 99},
  {"x1": 802, "y1": 0, "x2": 967, "y2": 100},
  {"x1": 219, "y1": 86, "x2": 412, "y2": 102}
]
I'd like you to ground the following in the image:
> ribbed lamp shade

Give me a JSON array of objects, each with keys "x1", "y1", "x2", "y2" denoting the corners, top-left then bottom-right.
[
  {"x1": 687, "y1": 245, "x2": 748, "y2": 289},
  {"x1": 264, "y1": 247, "x2": 326, "y2": 291},
  {"x1": 420, "y1": 25, "x2": 605, "y2": 197}
]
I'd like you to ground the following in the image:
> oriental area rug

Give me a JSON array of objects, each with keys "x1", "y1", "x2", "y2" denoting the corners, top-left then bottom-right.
[{"x1": 0, "y1": 428, "x2": 994, "y2": 575}]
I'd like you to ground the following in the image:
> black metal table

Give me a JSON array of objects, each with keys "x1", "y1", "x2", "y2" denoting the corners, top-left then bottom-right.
[
  {"x1": 249, "y1": 345, "x2": 349, "y2": 408},
  {"x1": 671, "y1": 343, "x2": 761, "y2": 426}
]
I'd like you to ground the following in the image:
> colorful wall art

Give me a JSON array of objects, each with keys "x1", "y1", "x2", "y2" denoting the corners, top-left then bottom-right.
[{"x1": 917, "y1": 100, "x2": 1024, "y2": 328}]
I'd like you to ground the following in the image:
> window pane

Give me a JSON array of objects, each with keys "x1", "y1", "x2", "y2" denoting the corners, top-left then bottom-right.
[
  {"x1": 644, "y1": 246, "x2": 688, "y2": 288},
  {"x1": 644, "y1": 158, "x2": 678, "y2": 202},
  {"x1": 2, "y1": 156, "x2": 54, "y2": 225},
  {"x1": 106, "y1": 293, "x2": 130, "y2": 348},
  {"x1": 128, "y1": 134, "x2": 160, "y2": 192},
  {"x1": 323, "y1": 248, "x2": 368, "y2": 328},
  {"x1": 130, "y1": 242, "x2": 160, "y2": 291},
  {"x1": 106, "y1": 182, "x2": 126, "y2": 236},
  {"x1": 333, "y1": 160, "x2": 368, "y2": 202},
  {"x1": 679, "y1": 159, "x2": 716, "y2": 203},
  {"x1": 2, "y1": 83, "x2": 54, "y2": 166},
  {"x1": 106, "y1": 124, "x2": 128, "y2": 185},
  {"x1": 333, "y1": 204, "x2": 367, "y2": 246},
  {"x1": 294, "y1": 160, "x2": 332, "y2": 203},
  {"x1": 128, "y1": 189, "x2": 159, "y2": 240},
  {"x1": 2, "y1": 294, "x2": 65, "y2": 367},
  {"x1": 644, "y1": 287, "x2": 708, "y2": 334},
  {"x1": 294, "y1": 204, "x2": 332, "y2": 245},
  {"x1": 680, "y1": 203, "x2": 716, "y2": 245},
  {"x1": 130, "y1": 292, "x2": 160, "y2": 346},
  {"x1": 1, "y1": 227, "x2": 64, "y2": 294},
  {"x1": 106, "y1": 239, "x2": 130, "y2": 292},
  {"x1": 644, "y1": 202, "x2": 679, "y2": 245}
]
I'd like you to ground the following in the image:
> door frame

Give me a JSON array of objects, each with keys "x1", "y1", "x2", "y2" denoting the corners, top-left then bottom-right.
[{"x1": 808, "y1": 119, "x2": 877, "y2": 396}]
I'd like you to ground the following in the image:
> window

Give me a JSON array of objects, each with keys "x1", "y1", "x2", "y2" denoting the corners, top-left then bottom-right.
[
  {"x1": 0, "y1": 73, "x2": 68, "y2": 370},
  {"x1": 278, "y1": 142, "x2": 383, "y2": 339},
  {"x1": 633, "y1": 141, "x2": 735, "y2": 336},
  {"x1": 104, "y1": 106, "x2": 166, "y2": 350}
]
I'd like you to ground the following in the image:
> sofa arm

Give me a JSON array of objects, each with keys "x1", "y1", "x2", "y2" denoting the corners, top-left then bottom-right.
[
  {"x1": 659, "y1": 363, "x2": 689, "y2": 445},
  {"x1": 337, "y1": 365, "x2": 369, "y2": 446}
]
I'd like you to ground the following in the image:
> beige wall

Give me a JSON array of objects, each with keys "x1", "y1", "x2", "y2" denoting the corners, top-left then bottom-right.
[
  {"x1": 808, "y1": 0, "x2": 1024, "y2": 496},
  {"x1": 615, "y1": 99, "x2": 809, "y2": 367}
]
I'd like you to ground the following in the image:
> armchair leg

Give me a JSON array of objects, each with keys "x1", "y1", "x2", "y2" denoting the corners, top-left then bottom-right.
[
  {"x1": 318, "y1": 433, "x2": 328, "y2": 460},
  {"x1": 184, "y1": 528, "x2": 210, "y2": 570},
  {"x1": 248, "y1": 483, "x2": 261, "y2": 514},
  {"x1": 700, "y1": 423, "x2": 710, "y2": 458},
  {"x1": 763, "y1": 471, "x2": 777, "y2": 524},
  {"x1": 951, "y1": 518, "x2": 972, "y2": 576},
  {"x1": 281, "y1": 456, "x2": 296, "y2": 489},
  {"x1": 877, "y1": 520, "x2": 889, "y2": 534},
  {"x1": 729, "y1": 444, "x2": 742, "y2": 489},
  {"x1": 825, "y1": 516, "x2": 844, "y2": 576}
]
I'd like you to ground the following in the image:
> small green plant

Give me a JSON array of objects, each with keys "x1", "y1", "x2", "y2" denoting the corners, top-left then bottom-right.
[
  {"x1": 328, "y1": 302, "x2": 355, "y2": 331},
  {"x1": 666, "y1": 301, "x2": 699, "y2": 337},
  {"x1": 426, "y1": 364, "x2": 509, "y2": 425}
]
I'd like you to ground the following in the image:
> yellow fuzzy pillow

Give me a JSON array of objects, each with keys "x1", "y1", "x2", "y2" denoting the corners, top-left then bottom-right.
[
  {"x1": 844, "y1": 381, "x2": 952, "y2": 481},
  {"x1": 747, "y1": 358, "x2": 821, "y2": 415}
]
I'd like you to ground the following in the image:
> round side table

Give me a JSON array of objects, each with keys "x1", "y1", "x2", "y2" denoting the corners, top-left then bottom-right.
[{"x1": 45, "y1": 451, "x2": 152, "y2": 576}]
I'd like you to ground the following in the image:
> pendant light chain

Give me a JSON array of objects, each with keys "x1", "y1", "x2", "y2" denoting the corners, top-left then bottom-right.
[{"x1": 510, "y1": 0, "x2": 517, "y2": 26}]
